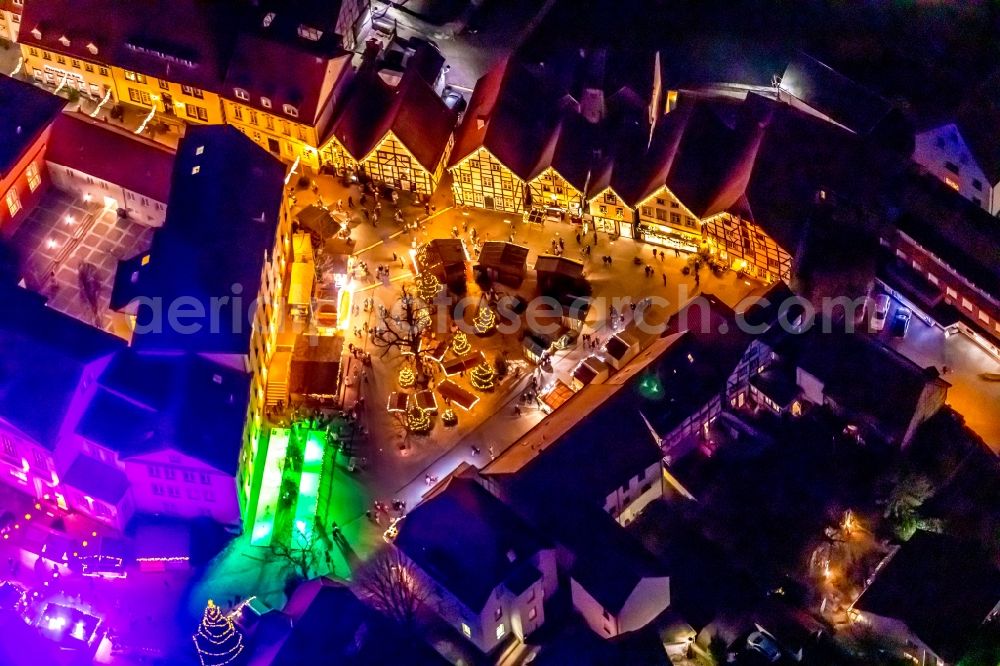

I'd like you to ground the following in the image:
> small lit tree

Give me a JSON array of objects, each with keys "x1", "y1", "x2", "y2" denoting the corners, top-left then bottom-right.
[
  {"x1": 192, "y1": 600, "x2": 245, "y2": 666},
  {"x1": 398, "y1": 364, "x2": 416, "y2": 388},
  {"x1": 470, "y1": 361, "x2": 496, "y2": 391},
  {"x1": 473, "y1": 300, "x2": 496, "y2": 335},
  {"x1": 405, "y1": 407, "x2": 432, "y2": 433},
  {"x1": 415, "y1": 271, "x2": 441, "y2": 302},
  {"x1": 451, "y1": 331, "x2": 472, "y2": 356}
]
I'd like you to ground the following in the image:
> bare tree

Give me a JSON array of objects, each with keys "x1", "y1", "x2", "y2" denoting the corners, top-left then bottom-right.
[
  {"x1": 269, "y1": 518, "x2": 330, "y2": 581},
  {"x1": 369, "y1": 287, "x2": 435, "y2": 383},
  {"x1": 354, "y1": 548, "x2": 428, "y2": 627}
]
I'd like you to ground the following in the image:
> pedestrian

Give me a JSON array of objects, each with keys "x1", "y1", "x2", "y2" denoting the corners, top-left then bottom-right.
[
  {"x1": 576, "y1": 232, "x2": 581, "y2": 244},
  {"x1": 348, "y1": 195, "x2": 354, "y2": 208},
  {"x1": 674, "y1": 248, "x2": 680, "y2": 258},
  {"x1": 348, "y1": 343, "x2": 355, "y2": 354},
  {"x1": 337, "y1": 198, "x2": 344, "y2": 211},
  {"x1": 424, "y1": 202, "x2": 430, "y2": 216}
]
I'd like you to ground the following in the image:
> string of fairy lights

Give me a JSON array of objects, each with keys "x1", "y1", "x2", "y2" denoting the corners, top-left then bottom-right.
[{"x1": 192, "y1": 600, "x2": 245, "y2": 666}]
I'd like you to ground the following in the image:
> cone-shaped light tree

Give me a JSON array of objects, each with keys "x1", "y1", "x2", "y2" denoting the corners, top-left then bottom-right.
[
  {"x1": 192, "y1": 600, "x2": 245, "y2": 666},
  {"x1": 470, "y1": 361, "x2": 496, "y2": 391},
  {"x1": 473, "y1": 300, "x2": 496, "y2": 335},
  {"x1": 451, "y1": 331, "x2": 472, "y2": 355},
  {"x1": 415, "y1": 271, "x2": 441, "y2": 303}
]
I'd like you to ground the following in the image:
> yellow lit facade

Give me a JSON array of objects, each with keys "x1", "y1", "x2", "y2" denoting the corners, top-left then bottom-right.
[
  {"x1": 528, "y1": 167, "x2": 584, "y2": 215},
  {"x1": 20, "y1": 44, "x2": 222, "y2": 126},
  {"x1": 450, "y1": 148, "x2": 526, "y2": 213},
  {"x1": 358, "y1": 131, "x2": 454, "y2": 196},
  {"x1": 224, "y1": 99, "x2": 321, "y2": 169},
  {"x1": 239, "y1": 198, "x2": 292, "y2": 520},
  {"x1": 112, "y1": 66, "x2": 223, "y2": 125},
  {"x1": 635, "y1": 185, "x2": 702, "y2": 251},
  {"x1": 22, "y1": 45, "x2": 114, "y2": 99},
  {"x1": 586, "y1": 187, "x2": 634, "y2": 237},
  {"x1": 702, "y1": 211, "x2": 790, "y2": 283}
]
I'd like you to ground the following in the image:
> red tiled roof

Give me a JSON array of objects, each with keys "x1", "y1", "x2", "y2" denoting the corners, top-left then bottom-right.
[
  {"x1": 223, "y1": 34, "x2": 352, "y2": 125},
  {"x1": 19, "y1": 0, "x2": 237, "y2": 91},
  {"x1": 47, "y1": 114, "x2": 174, "y2": 203},
  {"x1": 328, "y1": 67, "x2": 456, "y2": 171}
]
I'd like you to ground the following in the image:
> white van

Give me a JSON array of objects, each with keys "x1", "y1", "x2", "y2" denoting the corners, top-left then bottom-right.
[{"x1": 871, "y1": 294, "x2": 891, "y2": 331}]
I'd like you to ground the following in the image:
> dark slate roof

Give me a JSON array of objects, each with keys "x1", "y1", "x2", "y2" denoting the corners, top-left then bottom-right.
[
  {"x1": 251, "y1": 577, "x2": 448, "y2": 666},
  {"x1": 114, "y1": 125, "x2": 285, "y2": 355},
  {"x1": 853, "y1": 531, "x2": 1000, "y2": 662},
  {"x1": 243, "y1": 0, "x2": 353, "y2": 53},
  {"x1": 63, "y1": 455, "x2": 129, "y2": 504},
  {"x1": 0, "y1": 75, "x2": 64, "y2": 175},
  {"x1": 224, "y1": 34, "x2": 352, "y2": 125},
  {"x1": 76, "y1": 351, "x2": 249, "y2": 473},
  {"x1": 47, "y1": 114, "x2": 174, "y2": 203},
  {"x1": 779, "y1": 52, "x2": 894, "y2": 136},
  {"x1": 327, "y1": 67, "x2": 456, "y2": 171},
  {"x1": 568, "y1": 506, "x2": 668, "y2": 614},
  {"x1": 19, "y1": 0, "x2": 238, "y2": 92},
  {"x1": 534, "y1": 255, "x2": 584, "y2": 278},
  {"x1": 890, "y1": 170, "x2": 1000, "y2": 299},
  {"x1": 773, "y1": 326, "x2": 948, "y2": 444},
  {"x1": 395, "y1": 477, "x2": 547, "y2": 612},
  {"x1": 953, "y1": 69, "x2": 1000, "y2": 184},
  {"x1": 0, "y1": 286, "x2": 122, "y2": 450}
]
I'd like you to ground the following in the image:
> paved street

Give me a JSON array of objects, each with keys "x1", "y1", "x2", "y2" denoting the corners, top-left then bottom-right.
[{"x1": 883, "y1": 296, "x2": 1000, "y2": 452}]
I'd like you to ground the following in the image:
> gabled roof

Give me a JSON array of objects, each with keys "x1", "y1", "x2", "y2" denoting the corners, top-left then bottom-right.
[
  {"x1": 890, "y1": 169, "x2": 1000, "y2": 299},
  {"x1": 477, "y1": 241, "x2": 529, "y2": 271},
  {"x1": 46, "y1": 114, "x2": 174, "y2": 203},
  {"x1": 779, "y1": 52, "x2": 894, "y2": 136},
  {"x1": 224, "y1": 34, "x2": 352, "y2": 125},
  {"x1": 0, "y1": 75, "x2": 64, "y2": 176},
  {"x1": 76, "y1": 351, "x2": 249, "y2": 474},
  {"x1": 853, "y1": 531, "x2": 1000, "y2": 662},
  {"x1": 0, "y1": 286, "x2": 122, "y2": 450},
  {"x1": 19, "y1": 0, "x2": 238, "y2": 91},
  {"x1": 327, "y1": 67, "x2": 456, "y2": 172},
  {"x1": 953, "y1": 69, "x2": 1000, "y2": 184},
  {"x1": 395, "y1": 476, "x2": 547, "y2": 612},
  {"x1": 773, "y1": 325, "x2": 948, "y2": 444},
  {"x1": 113, "y1": 125, "x2": 285, "y2": 354}
]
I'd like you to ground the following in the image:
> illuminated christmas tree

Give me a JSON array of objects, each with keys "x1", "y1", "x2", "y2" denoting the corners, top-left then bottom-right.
[
  {"x1": 451, "y1": 331, "x2": 471, "y2": 355},
  {"x1": 406, "y1": 407, "x2": 432, "y2": 433},
  {"x1": 192, "y1": 600, "x2": 244, "y2": 666},
  {"x1": 470, "y1": 361, "x2": 496, "y2": 391},
  {"x1": 473, "y1": 302, "x2": 496, "y2": 335},
  {"x1": 415, "y1": 272, "x2": 441, "y2": 302},
  {"x1": 442, "y1": 409, "x2": 458, "y2": 427},
  {"x1": 398, "y1": 365, "x2": 416, "y2": 388}
]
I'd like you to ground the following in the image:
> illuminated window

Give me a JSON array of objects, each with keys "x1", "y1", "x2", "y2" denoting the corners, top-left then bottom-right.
[
  {"x1": 262, "y1": 11, "x2": 275, "y2": 27},
  {"x1": 25, "y1": 162, "x2": 40, "y2": 192},
  {"x1": 261, "y1": 97, "x2": 272, "y2": 109},
  {"x1": 461, "y1": 623, "x2": 471, "y2": 637},
  {"x1": 234, "y1": 87, "x2": 249, "y2": 101},
  {"x1": 159, "y1": 79, "x2": 169, "y2": 90},
  {"x1": 944, "y1": 176, "x2": 960, "y2": 191},
  {"x1": 191, "y1": 166, "x2": 200, "y2": 175},
  {"x1": 297, "y1": 25, "x2": 323, "y2": 40},
  {"x1": 528, "y1": 607, "x2": 537, "y2": 620},
  {"x1": 5, "y1": 189, "x2": 21, "y2": 217},
  {"x1": 978, "y1": 310, "x2": 990, "y2": 324},
  {"x1": 282, "y1": 104, "x2": 298, "y2": 118},
  {"x1": 496, "y1": 623, "x2": 505, "y2": 639},
  {"x1": 961, "y1": 298, "x2": 973, "y2": 311},
  {"x1": 2, "y1": 436, "x2": 16, "y2": 457},
  {"x1": 946, "y1": 287, "x2": 958, "y2": 299}
]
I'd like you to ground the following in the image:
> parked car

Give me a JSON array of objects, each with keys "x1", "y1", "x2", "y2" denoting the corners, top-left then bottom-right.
[
  {"x1": 747, "y1": 630, "x2": 783, "y2": 663},
  {"x1": 890, "y1": 307, "x2": 912, "y2": 337},
  {"x1": 871, "y1": 293, "x2": 891, "y2": 331}
]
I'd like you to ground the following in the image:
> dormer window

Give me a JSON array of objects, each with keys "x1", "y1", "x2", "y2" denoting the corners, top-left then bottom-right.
[
  {"x1": 58, "y1": 35, "x2": 70, "y2": 47},
  {"x1": 86, "y1": 42, "x2": 99, "y2": 55},
  {"x1": 234, "y1": 88, "x2": 249, "y2": 101},
  {"x1": 283, "y1": 104, "x2": 298, "y2": 118},
  {"x1": 262, "y1": 11, "x2": 275, "y2": 27},
  {"x1": 261, "y1": 97, "x2": 272, "y2": 109},
  {"x1": 30, "y1": 26, "x2": 41, "y2": 40},
  {"x1": 191, "y1": 166, "x2": 200, "y2": 175},
  {"x1": 297, "y1": 25, "x2": 323, "y2": 41}
]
